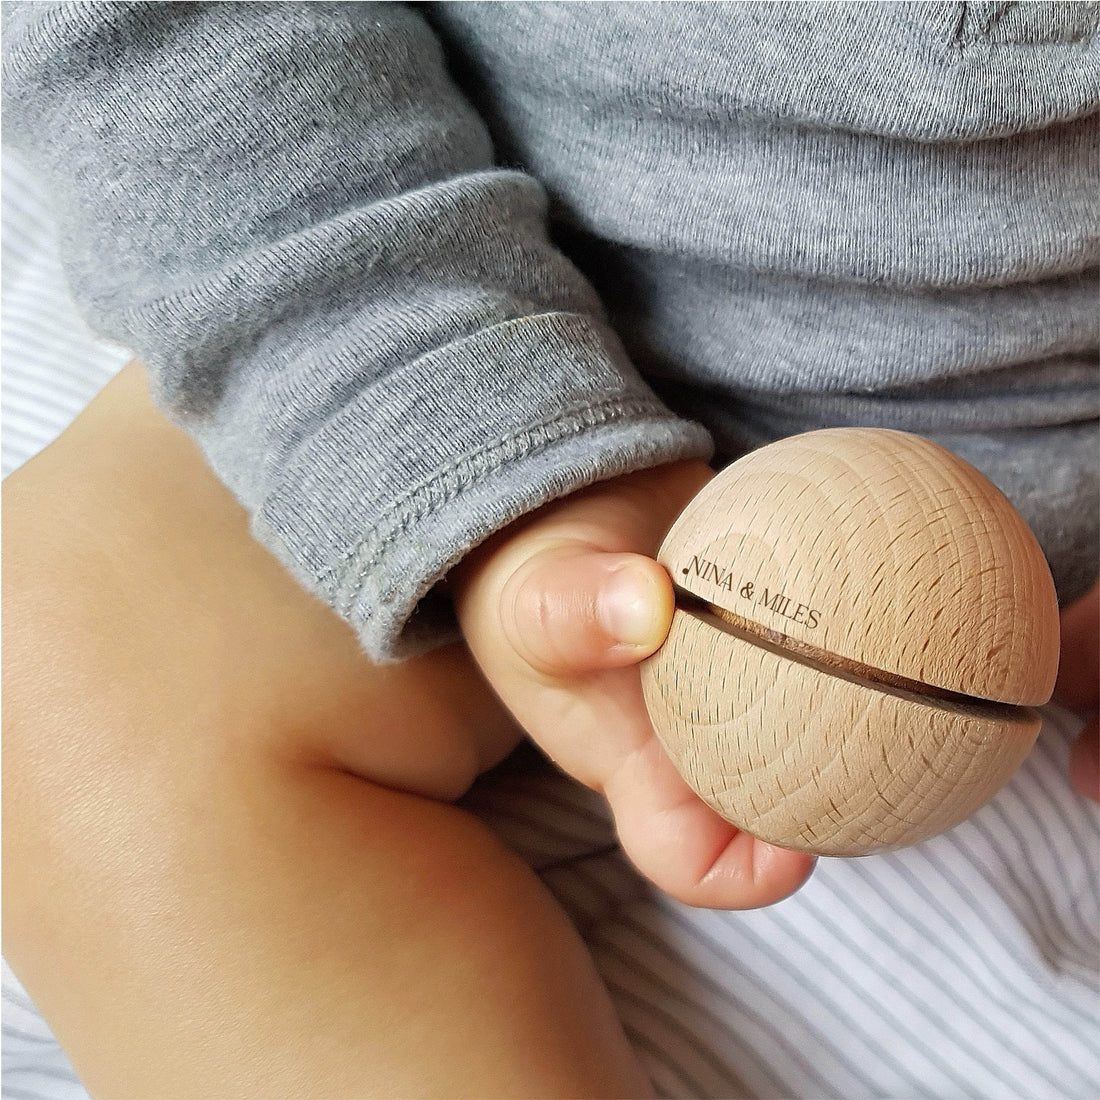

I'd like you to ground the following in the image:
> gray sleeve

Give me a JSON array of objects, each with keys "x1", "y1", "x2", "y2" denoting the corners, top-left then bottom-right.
[{"x1": 1, "y1": 0, "x2": 713, "y2": 659}]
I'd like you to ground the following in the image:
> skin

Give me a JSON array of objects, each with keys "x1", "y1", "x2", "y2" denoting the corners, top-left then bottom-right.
[
  {"x1": 3, "y1": 362, "x2": 1095, "y2": 1094},
  {"x1": 2, "y1": 365, "x2": 651, "y2": 1098},
  {"x1": 1054, "y1": 579, "x2": 1100, "y2": 800},
  {"x1": 449, "y1": 466, "x2": 817, "y2": 908}
]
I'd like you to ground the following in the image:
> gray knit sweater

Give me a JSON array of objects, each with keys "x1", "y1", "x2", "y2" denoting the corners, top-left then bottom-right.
[{"x1": 3, "y1": 1, "x2": 1097, "y2": 659}]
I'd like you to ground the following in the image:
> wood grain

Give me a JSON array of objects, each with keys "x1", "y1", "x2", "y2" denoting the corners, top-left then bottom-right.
[
  {"x1": 659, "y1": 428, "x2": 1058, "y2": 705},
  {"x1": 641, "y1": 609, "x2": 1040, "y2": 855},
  {"x1": 643, "y1": 428, "x2": 1060, "y2": 855}
]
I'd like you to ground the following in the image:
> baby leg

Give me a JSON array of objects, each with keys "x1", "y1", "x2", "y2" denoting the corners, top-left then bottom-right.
[{"x1": 2, "y1": 365, "x2": 650, "y2": 1097}]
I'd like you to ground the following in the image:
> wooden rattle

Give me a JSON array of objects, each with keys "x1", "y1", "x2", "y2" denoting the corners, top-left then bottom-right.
[{"x1": 640, "y1": 428, "x2": 1060, "y2": 856}]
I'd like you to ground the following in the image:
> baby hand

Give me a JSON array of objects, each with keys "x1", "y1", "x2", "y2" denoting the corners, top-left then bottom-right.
[
  {"x1": 450, "y1": 462, "x2": 816, "y2": 909},
  {"x1": 1055, "y1": 579, "x2": 1099, "y2": 801}
]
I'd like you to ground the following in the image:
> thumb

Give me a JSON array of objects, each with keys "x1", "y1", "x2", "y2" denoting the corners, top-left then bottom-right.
[{"x1": 501, "y1": 545, "x2": 674, "y2": 677}]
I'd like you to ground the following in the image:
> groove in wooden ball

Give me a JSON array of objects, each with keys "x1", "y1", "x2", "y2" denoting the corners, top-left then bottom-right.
[
  {"x1": 643, "y1": 428, "x2": 1060, "y2": 856},
  {"x1": 640, "y1": 610, "x2": 1040, "y2": 855},
  {"x1": 660, "y1": 427, "x2": 1059, "y2": 705}
]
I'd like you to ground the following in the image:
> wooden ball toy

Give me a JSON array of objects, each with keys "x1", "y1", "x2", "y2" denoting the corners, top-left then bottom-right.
[{"x1": 640, "y1": 428, "x2": 1060, "y2": 856}]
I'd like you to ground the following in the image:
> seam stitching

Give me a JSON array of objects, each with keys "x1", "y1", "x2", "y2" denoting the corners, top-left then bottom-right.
[{"x1": 289, "y1": 397, "x2": 693, "y2": 596}]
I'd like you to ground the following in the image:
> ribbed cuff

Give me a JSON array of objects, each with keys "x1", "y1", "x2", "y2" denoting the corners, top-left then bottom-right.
[{"x1": 255, "y1": 311, "x2": 713, "y2": 660}]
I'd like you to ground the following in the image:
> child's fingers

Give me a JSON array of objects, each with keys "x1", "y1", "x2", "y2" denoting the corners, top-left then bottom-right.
[
  {"x1": 500, "y1": 545, "x2": 674, "y2": 678},
  {"x1": 601, "y1": 734, "x2": 816, "y2": 909},
  {"x1": 1055, "y1": 580, "x2": 1099, "y2": 802},
  {"x1": 450, "y1": 462, "x2": 818, "y2": 910},
  {"x1": 462, "y1": 533, "x2": 817, "y2": 907},
  {"x1": 1069, "y1": 715, "x2": 1099, "y2": 802},
  {"x1": 1055, "y1": 579, "x2": 1099, "y2": 709}
]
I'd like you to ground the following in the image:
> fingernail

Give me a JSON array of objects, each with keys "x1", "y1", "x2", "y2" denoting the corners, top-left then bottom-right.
[{"x1": 599, "y1": 563, "x2": 663, "y2": 647}]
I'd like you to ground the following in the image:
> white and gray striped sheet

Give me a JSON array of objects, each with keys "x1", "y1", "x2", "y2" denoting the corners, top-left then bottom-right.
[
  {"x1": 3, "y1": 151, "x2": 1098, "y2": 1100},
  {"x1": 1, "y1": 154, "x2": 130, "y2": 478}
]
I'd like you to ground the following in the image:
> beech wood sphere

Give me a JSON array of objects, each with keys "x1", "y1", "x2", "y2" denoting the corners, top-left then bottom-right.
[{"x1": 640, "y1": 428, "x2": 1060, "y2": 856}]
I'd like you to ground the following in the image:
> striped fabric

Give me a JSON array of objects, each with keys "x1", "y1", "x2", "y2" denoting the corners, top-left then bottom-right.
[
  {"x1": 1, "y1": 153, "x2": 130, "y2": 478},
  {"x1": 3, "y1": 150, "x2": 1098, "y2": 1100},
  {"x1": 463, "y1": 720, "x2": 1100, "y2": 1099}
]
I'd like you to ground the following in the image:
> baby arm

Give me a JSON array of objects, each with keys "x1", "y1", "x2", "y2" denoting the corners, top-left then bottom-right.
[{"x1": 3, "y1": 2, "x2": 809, "y2": 921}]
